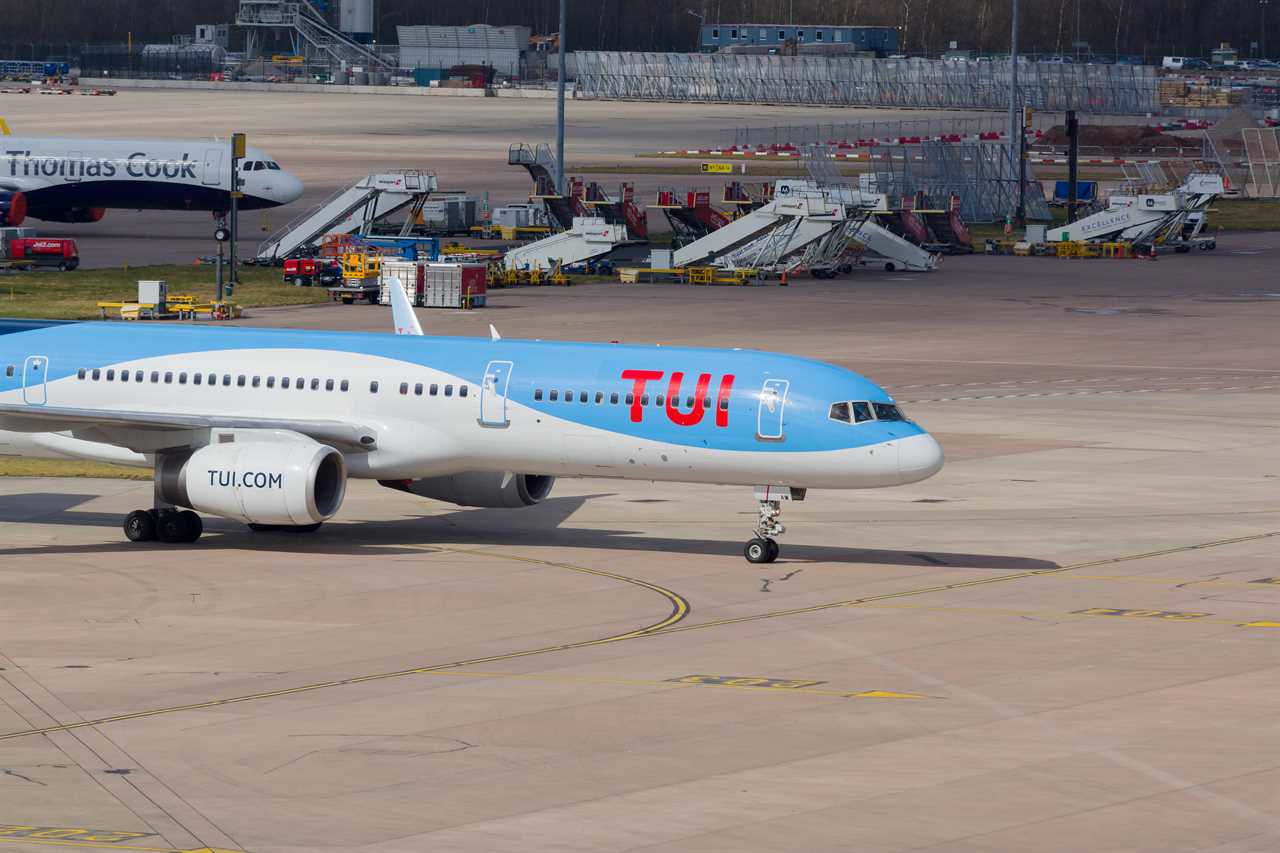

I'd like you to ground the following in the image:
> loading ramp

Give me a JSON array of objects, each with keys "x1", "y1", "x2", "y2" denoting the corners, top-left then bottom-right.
[
  {"x1": 256, "y1": 171, "x2": 437, "y2": 263},
  {"x1": 1046, "y1": 174, "x2": 1224, "y2": 244}
]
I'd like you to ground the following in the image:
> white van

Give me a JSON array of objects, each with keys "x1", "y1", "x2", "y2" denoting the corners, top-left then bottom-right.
[{"x1": 1162, "y1": 56, "x2": 1187, "y2": 70}]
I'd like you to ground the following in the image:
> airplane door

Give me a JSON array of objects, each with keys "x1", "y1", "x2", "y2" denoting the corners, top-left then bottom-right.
[
  {"x1": 756, "y1": 378, "x2": 789, "y2": 442},
  {"x1": 479, "y1": 360, "x2": 514, "y2": 427},
  {"x1": 203, "y1": 149, "x2": 223, "y2": 186},
  {"x1": 22, "y1": 356, "x2": 48, "y2": 406},
  {"x1": 67, "y1": 151, "x2": 83, "y2": 182}
]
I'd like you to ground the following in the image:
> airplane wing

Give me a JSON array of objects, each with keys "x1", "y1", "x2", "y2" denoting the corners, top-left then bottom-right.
[
  {"x1": 0, "y1": 177, "x2": 43, "y2": 193},
  {"x1": 0, "y1": 402, "x2": 378, "y2": 452}
]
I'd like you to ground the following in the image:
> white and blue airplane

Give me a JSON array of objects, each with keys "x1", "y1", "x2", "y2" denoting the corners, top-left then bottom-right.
[
  {"x1": 0, "y1": 287, "x2": 943, "y2": 563},
  {"x1": 0, "y1": 120, "x2": 303, "y2": 225}
]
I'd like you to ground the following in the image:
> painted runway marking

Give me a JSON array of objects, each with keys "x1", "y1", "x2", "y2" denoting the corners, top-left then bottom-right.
[
  {"x1": 670, "y1": 675, "x2": 826, "y2": 689},
  {"x1": 0, "y1": 827, "x2": 154, "y2": 845},
  {"x1": 3, "y1": 532, "x2": 1279, "y2": 742},
  {"x1": 1075, "y1": 607, "x2": 1211, "y2": 621}
]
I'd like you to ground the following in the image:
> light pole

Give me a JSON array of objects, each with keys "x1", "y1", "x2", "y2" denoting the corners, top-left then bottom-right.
[
  {"x1": 1263, "y1": 0, "x2": 1271, "y2": 60},
  {"x1": 1008, "y1": 0, "x2": 1022, "y2": 226},
  {"x1": 555, "y1": 0, "x2": 567, "y2": 196},
  {"x1": 686, "y1": 9, "x2": 706, "y2": 52}
]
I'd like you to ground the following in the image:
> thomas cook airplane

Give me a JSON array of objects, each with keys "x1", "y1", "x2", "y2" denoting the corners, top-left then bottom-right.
[
  {"x1": 0, "y1": 286, "x2": 943, "y2": 563},
  {"x1": 0, "y1": 118, "x2": 303, "y2": 225}
]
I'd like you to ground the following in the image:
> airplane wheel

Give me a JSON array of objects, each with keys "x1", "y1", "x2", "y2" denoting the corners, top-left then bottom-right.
[
  {"x1": 157, "y1": 512, "x2": 190, "y2": 544},
  {"x1": 124, "y1": 510, "x2": 156, "y2": 543},
  {"x1": 178, "y1": 510, "x2": 203, "y2": 543},
  {"x1": 745, "y1": 537, "x2": 775, "y2": 564},
  {"x1": 766, "y1": 539, "x2": 780, "y2": 563}
]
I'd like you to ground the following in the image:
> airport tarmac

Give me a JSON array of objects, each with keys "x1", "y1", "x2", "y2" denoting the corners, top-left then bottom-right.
[
  {"x1": 3, "y1": 234, "x2": 1280, "y2": 852},
  {"x1": 2, "y1": 89, "x2": 983, "y2": 267}
]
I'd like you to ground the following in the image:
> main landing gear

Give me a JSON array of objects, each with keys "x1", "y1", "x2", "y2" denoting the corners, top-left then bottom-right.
[
  {"x1": 123, "y1": 508, "x2": 203, "y2": 544},
  {"x1": 744, "y1": 487, "x2": 803, "y2": 564}
]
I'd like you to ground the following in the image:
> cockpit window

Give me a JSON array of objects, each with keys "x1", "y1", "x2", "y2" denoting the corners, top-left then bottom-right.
[
  {"x1": 873, "y1": 403, "x2": 907, "y2": 422},
  {"x1": 267, "y1": 161, "x2": 281, "y2": 170},
  {"x1": 829, "y1": 402, "x2": 851, "y2": 423},
  {"x1": 851, "y1": 401, "x2": 873, "y2": 423}
]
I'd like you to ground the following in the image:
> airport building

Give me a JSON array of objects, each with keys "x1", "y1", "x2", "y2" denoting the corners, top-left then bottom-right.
[
  {"x1": 698, "y1": 23, "x2": 900, "y2": 56},
  {"x1": 396, "y1": 24, "x2": 532, "y2": 77}
]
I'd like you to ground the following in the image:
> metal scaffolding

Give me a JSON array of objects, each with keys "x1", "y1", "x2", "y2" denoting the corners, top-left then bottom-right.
[
  {"x1": 575, "y1": 53, "x2": 1158, "y2": 115},
  {"x1": 865, "y1": 142, "x2": 1051, "y2": 224}
]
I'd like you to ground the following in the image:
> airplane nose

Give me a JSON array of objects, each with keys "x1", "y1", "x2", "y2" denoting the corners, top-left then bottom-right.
[
  {"x1": 278, "y1": 173, "x2": 304, "y2": 204},
  {"x1": 897, "y1": 432, "x2": 944, "y2": 483}
]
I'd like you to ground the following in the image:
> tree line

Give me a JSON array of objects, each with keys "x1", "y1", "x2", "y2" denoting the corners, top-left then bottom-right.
[{"x1": 0, "y1": 0, "x2": 1272, "y2": 60}]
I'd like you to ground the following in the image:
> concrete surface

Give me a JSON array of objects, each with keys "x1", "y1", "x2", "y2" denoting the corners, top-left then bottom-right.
[
  {"x1": 3, "y1": 234, "x2": 1280, "y2": 852},
  {"x1": 1, "y1": 88, "x2": 980, "y2": 267}
]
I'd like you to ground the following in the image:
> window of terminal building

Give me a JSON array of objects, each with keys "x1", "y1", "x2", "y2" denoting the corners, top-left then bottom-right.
[
  {"x1": 712, "y1": 28, "x2": 719, "y2": 39},
  {"x1": 730, "y1": 29, "x2": 738, "y2": 39}
]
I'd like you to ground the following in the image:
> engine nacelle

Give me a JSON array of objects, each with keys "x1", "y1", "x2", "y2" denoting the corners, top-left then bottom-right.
[
  {"x1": 29, "y1": 206, "x2": 105, "y2": 224},
  {"x1": 382, "y1": 472, "x2": 554, "y2": 508},
  {"x1": 0, "y1": 191, "x2": 27, "y2": 226},
  {"x1": 158, "y1": 441, "x2": 347, "y2": 525}
]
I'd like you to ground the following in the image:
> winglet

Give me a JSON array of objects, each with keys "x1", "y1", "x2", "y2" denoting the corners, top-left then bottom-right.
[
  {"x1": 489, "y1": 324, "x2": 501, "y2": 341},
  {"x1": 0, "y1": 118, "x2": 10, "y2": 136},
  {"x1": 387, "y1": 277, "x2": 423, "y2": 336}
]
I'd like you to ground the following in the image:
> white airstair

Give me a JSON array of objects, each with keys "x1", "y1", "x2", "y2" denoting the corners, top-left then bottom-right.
[
  {"x1": 773, "y1": 180, "x2": 940, "y2": 272},
  {"x1": 256, "y1": 171, "x2": 437, "y2": 262},
  {"x1": 502, "y1": 217, "x2": 628, "y2": 272},
  {"x1": 1046, "y1": 174, "x2": 1225, "y2": 244},
  {"x1": 671, "y1": 196, "x2": 826, "y2": 268}
]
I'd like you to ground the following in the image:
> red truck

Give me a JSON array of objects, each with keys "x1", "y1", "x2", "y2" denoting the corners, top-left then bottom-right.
[
  {"x1": 8, "y1": 238, "x2": 80, "y2": 271},
  {"x1": 283, "y1": 257, "x2": 342, "y2": 287}
]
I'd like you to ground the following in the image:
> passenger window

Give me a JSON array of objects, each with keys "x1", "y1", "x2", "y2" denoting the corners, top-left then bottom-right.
[
  {"x1": 178, "y1": 372, "x2": 188, "y2": 385},
  {"x1": 595, "y1": 391, "x2": 604, "y2": 404},
  {"x1": 429, "y1": 383, "x2": 438, "y2": 396},
  {"x1": 459, "y1": 385, "x2": 468, "y2": 398},
  {"x1": 204, "y1": 372, "x2": 212, "y2": 385},
  {"x1": 550, "y1": 390, "x2": 559, "y2": 401},
  {"x1": 236, "y1": 376, "x2": 245, "y2": 387},
  {"x1": 719, "y1": 397, "x2": 729, "y2": 411},
  {"x1": 685, "y1": 396, "x2": 694, "y2": 408},
  {"x1": 193, "y1": 373, "x2": 202, "y2": 386},
  {"x1": 164, "y1": 372, "x2": 173, "y2": 384},
  {"x1": 106, "y1": 369, "x2": 115, "y2": 380},
  {"x1": 222, "y1": 374, "x2": 231, "y2": 386},
  {"x1": 610, "y1": 392, "x2": 619, "y2": 404},
  {"x1": 120, "y1": 370, "x2": 129, "y2": 382},
  {"x1": 76, "y1": 368, "x2": 85, "y2": 379},
  {"x1": 399, "y1": 382, "x2": 409, "y2": 395},
  {"x1": 534, "y1": 389, "x2": 543, "y2": 401},
  {"x1": 414, "y1": 383, "x2": 423, "y2": 396},
  {"x1": 852, "y1": 401, "x2": 873, "y2": 422},
  {"x1": 282, "y1": 377, "x2": 291, "y2": 389},
  {"x1": 138, "y1": 371, "x2": 146, "y2": 383},
  {"x1": 564, "y1": 390, "x2": 573, "y2": 402},
  {"x1": 296, "y1": 377, "x2": 304, "y2": 390},
  {"x1": 252, "y1": 376, "x2": 261, "y2": 388},
  {"x1": 310, "y1": 378, "x2": 320, "y2": 390},
  {"x1": 625, "y1": 393, "x2": 633, "y2": 405},
  {"x1": 369, "y1": 381, "x2": 378, "y2": 393},
  {"x1": 702, "y1": 396, "x2": 711, "y2": 409},
  {"x1": 578, "y1": 391, "x2": 587, "y2": 403},
  {"x1": 829, "y1": 402, "x2": 852, "y2": 423},
  {"x1": 267, "y1": 376, "x2": 275, "y2": 388},
  {"x1": 444, "y1": 385, "x2": 453, "y2": 397},
  {"x1": 641, "y1": 394, "x2": 650, "y2": 406},
  {"x1": 325, "y1": 379, "x2": 334, "y2": 391},
  {"x1": 92, "y1": 368, "x2": 101, "y2": 380},
  {"x1": 340, "y1": 380, "x2": 349, "y2": 392}
]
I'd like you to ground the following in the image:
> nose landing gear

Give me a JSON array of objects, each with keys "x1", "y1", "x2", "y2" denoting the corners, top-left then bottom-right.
[{"x1": 744, "y1": 486, "x2": 805, "y2": 563}]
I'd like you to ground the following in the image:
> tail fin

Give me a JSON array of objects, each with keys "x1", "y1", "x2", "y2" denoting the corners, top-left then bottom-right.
[{"x1": 387, "y1": 277, "x2": 424, "y2": 336}]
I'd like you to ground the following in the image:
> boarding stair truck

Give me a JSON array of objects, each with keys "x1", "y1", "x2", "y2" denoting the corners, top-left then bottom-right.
[
  {"x1": 721, "y1": 197, "x2": 852, "y2": 274},
  {"x1": 1046, "y1": 173, "x2": 1224, "y2": 248},
  {"x1": 255, "y1": 171, "x2": 438, "y2": 263},
  {"x1": 502, "y1": 217, "x2": 629, "y2": 272},
  {"x1": 671, "y1": 196, "x2": 822, "y2": 268},
  {"x1": 774, "y1": 180, "x2": 939, "y2": 272}
]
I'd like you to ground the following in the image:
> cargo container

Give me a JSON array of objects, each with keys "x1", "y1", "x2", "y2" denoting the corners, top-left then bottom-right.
[
  {"x1": 378, "y1": 260, "x2": 425, "y2": 306},
  {"x1": 379, "y1": 261, "x2": 486, "y2": 308},
  {"x1": 8, "y1": 238, "x2": 79, "y2": 270}
]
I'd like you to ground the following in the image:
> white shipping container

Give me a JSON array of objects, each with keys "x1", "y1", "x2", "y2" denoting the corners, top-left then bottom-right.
[{"x1": 379, "y1": 260, "x2": 422, "y2": 306}]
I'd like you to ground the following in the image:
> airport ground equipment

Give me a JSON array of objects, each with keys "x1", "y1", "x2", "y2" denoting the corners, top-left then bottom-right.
[
  {"x1": 1046, "y1": 174, "x2": 1225, "y2": 245},
  {"x1": 670, "y1": 196, "x2": 825, "y2": 268},
  {"x1": 502, "y1": 217, "x2": 628, "y2": 272},
  {"x1": 256, "y1": 171, "x2": 437, "y2": 263}
]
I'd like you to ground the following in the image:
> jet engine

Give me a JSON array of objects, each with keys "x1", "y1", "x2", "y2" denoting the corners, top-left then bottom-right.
[
  {"x1": 381, "y1": 472, "x2": 555, "y2": 508},
  {"x1": 157, "y1": 441, "x2": 347, "y2": 525},
  {"x1": 29, "y1": 206, "x2": 106, "y2": 224},
  {"x1": 0, "y1": 191, "x2": 27, "y2": 226}
]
